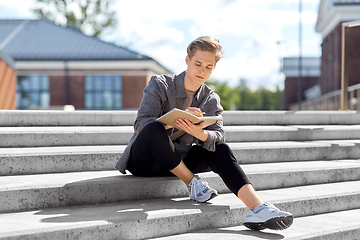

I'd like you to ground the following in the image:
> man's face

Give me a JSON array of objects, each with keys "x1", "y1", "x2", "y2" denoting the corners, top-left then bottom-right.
[{"x1": 185, "y1": 50, "x2": 216, "y2": 86}]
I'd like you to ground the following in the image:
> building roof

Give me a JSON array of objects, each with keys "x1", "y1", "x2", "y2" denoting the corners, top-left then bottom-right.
[
  {"x1": 316, "y1": 0, "x2": 360, "y2": 38},
  {"x1": 0, "y1": 50, "x2": 15, "y2": 68},
  {"x1": 0, "y1": 19, "x2": 151, "y2": 61},
  {"x1": 282, "y1": 57, "x2": 321, "y2": 78},
  {"x1": 332, "y1": 0, "x2": 360, "y2": 5}
]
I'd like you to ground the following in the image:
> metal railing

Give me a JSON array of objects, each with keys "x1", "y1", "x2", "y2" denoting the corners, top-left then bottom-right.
[{"x1": 290, "y1": 83, "x2": 360, "y2": 111}]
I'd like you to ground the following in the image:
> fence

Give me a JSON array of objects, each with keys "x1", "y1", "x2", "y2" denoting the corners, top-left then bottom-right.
[{"x1": 290, "y1": 83, "x2": 360, "y2": 111}]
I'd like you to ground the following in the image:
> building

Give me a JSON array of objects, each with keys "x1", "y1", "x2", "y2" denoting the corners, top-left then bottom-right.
[
  {"x1": 316, "y1": 0, "x2": 360, "y2": 95},
  {"x1": 283, "y1": 57, "x2": 321, "y2": 110},
  {"x1": 0, "y1": 19, "x2": 171, "y2": 110},
  {"x1": 284, "y1": 0, "x2": 360, "y2": 110}
]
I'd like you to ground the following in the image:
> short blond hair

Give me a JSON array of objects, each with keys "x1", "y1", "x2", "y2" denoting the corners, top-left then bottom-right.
[{"x1": 187, "y1": 36, "x2": 223, "y2": 63}]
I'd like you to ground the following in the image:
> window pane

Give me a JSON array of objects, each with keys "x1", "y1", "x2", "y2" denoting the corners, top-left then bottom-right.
[
  {"x1": 95, "y1": 76, "x2": 102, "y2": 90},
  {"x1": 21, "y1": 78, "x2": 31, "y2": 91},
  {"x1": 94, "y1": 92, "x2": 102, "y2": 108},
  {"x1": 40, "y1": 92, "x2": 50, "y2": 107},
  {"x1": 114, "y1": 93, "x2": 121, "y2": 109},
  {"x1": 41, "y1": 75, "x2": 49, "y2": 90},
  {"x1": 16, "y1": 93, "x2": 21, "y2": 108},
  {"x1": 104, "y1": 76, "x2": 112, "y2": 90},
  {"x1": 85, "y1": 76, "x2": 93, "y2": 91},
  {"x1": 114, "y1": 76, "x2": 121, "y2": 90},
  {"x1": 22, "y1": 93, "x2": 30, "y2": 107},
  {"x1": 17, "y1": 76, "x2": 28, "y2": 91},
  {"x1": 85, "y1": 93, "x2": 93, "y2": 109},
  {"x1": 103, "y1": 90, "x2": 112, "y2": 109},
  {"x1": 30, "y1": 93, "x2": 40, "y2": 106},
  {"x1": 32, "y1": 75, "x2": 40, "y2": 91}
]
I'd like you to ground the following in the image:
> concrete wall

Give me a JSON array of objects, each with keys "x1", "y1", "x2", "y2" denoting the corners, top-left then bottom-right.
[{"x1": 0, "y1": 52, "x2": 16, "y2": 110}]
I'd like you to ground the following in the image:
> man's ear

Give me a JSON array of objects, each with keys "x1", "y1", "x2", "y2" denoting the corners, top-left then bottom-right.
[{"x1": 185, "y1": 55, "x2": 190, "y2": 65}]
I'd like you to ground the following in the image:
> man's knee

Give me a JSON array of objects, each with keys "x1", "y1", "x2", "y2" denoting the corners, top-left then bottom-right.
[
  {"x1": 142, "y1": 121, "x2": 165, "y2": 134},
  {"x1": 215, "y1": 143, "x2": 232, "y2": 154}
]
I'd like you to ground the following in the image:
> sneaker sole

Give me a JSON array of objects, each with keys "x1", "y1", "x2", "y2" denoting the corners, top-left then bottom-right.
[
  {"x1": 195, "y1": 192, "x2": 218, "y2": 203},
  {"x1": 243, "y1": 215, "x2": 294, "y2": 231}
]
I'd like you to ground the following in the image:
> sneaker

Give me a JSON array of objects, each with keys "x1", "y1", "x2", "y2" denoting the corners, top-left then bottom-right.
[
  {"x1": 188, "y1": 175, "x2": 218, "y2": 203},
  {"x1": 243, "y1": 202, "x2": 293, "y2": 231}
]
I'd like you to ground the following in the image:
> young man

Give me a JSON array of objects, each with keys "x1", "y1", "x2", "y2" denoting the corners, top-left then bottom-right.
[{"x1": 115, "y1": 36, "x2": 293, "y2": 231}]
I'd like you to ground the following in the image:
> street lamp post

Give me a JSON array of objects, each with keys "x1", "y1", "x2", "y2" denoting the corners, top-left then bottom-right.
[{"x1": 297, "y1": 0, "x2": 302, "y2": 110}]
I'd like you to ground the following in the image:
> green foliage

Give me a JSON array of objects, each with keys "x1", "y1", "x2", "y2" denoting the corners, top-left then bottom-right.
[
  {"x1": 207, "y1": 78, "x2": 283, "y2": 110},
  {"x1": 206, "y1": 79, "x2": 240, "y2": 110},
  {"x1": 32, "y1": 0, "x2": 117, "y2": 37}
]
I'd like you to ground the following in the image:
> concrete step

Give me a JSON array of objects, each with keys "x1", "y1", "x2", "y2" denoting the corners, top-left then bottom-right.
[
  {"x1": 0, "y1": 126, "x2": 134, "y2": 147},
  {"x1": 150, "y1": 209, "x2": 360, "y2": 240},
  {"x1": 2, "y1": 140, "x2": 360, "y2": 175},
  {"x1": 222, "y1": 110, "x2": 360, "y2": 125},
  {"x1": 2, "y1": 125, "x2": 360, "y2": 148},
  {"x1": 0, "y1": 110, "x2": 137, "y2": 127},
  {"x1": 1, "y1": 160, "x2": 360, "y2": 213},
  {"x1": 0, "y1": 181, "x2": 359, "y2": 239},
  {"x1": 224, "y1": 125, "x2": 360, "y2": 142},
  {"x1": 2, "y1": 110, "x2": 360, "y2": 126}
]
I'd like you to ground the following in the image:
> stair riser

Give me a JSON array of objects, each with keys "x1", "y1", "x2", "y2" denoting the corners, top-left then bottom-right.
[
  {"x1": 2, "y1": 167, "x2": 360, "y2": 213},
  {"x1": 2, "y1": 129, "x2": 360, "y2": 147},
  {"x1": 2, "y1": 111, "x2": 360, "y2": 126},
  {"x1": 226, "y1": 129, "x2": 360, "y2": 142},
  {"x1": 0, "y1": 111, "x2": 137, "y2": 127},
  {"x1": 0, "y1": 153, "x2": 118, "y2": 175},
  {"x1": 298, "y1": 227, "x2": 360, "y2": 240},
  {"x1": 2, "y1": 193, "x2": 360, "y2": 240},
  {"x1": 0, "y1": 132, "x2": 133, "y2": 147},
  {"x1": 2, "y1": 144, "x2": 360, "y2": 175},
  {"x1": 222, "y1": 111, "x2": 360, "y2": 125},
  {"x1": 234, "y1": 145, "x2": 360, "y2": 164}
]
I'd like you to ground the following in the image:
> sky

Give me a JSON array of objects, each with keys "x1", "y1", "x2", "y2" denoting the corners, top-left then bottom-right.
[{"x1": 0, "y1": 0, "x2": 322, "y2": 90}]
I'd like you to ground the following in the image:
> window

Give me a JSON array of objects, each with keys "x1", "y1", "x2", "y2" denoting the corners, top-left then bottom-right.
[
  {"x1": 16, "y1": 75, "x2": 50, "y2": 110},
  {"x1": 85, "y1": 75, "x2": 122, "y2": 110}
]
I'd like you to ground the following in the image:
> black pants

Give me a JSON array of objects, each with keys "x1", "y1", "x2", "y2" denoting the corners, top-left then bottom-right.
[{"x1": 127, "y1": 121, "x2": 250, "y2": 195}]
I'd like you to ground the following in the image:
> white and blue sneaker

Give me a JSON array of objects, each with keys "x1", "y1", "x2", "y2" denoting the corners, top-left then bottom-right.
[
  {"x1": 243, "y1": 202, "x2": 293, "y2": 231},
  {"x1": 188, "y1": 175, "x2": 218, "y2": 203}
]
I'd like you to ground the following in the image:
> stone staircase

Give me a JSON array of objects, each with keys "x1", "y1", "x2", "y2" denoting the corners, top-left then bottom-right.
[{"x1": 0, "y1": 110, "x2": 360, "y2": 240}]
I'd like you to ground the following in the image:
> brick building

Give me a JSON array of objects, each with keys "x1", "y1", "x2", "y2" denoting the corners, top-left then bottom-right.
[
  {"x1": 283, "y1": 58, "x2": 321, "y2": 110},
  {"x1": 316, "y1": 0, "x2": 360, "y2": 95},
  {"x1": 0, "y1": 19, "x2": 171, "y2": 110},
  {"x1": 284, "y1": 0, "x2": 360, "y2": 110}
]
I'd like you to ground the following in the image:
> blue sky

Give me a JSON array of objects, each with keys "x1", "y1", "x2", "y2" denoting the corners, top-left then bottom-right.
[{"x1": 0, "y1": 0, "x2": 322, "y2": 90}]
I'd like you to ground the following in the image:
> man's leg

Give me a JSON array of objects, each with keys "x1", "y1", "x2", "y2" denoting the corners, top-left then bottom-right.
[{"x1": 127, "y1": 122, "x2": 194, "y2": 185}]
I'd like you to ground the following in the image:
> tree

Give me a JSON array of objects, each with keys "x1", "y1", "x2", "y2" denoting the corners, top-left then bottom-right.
[
  {"x1": 32, "y1": 0, "x2": 118, "y2": 37},
  {"x1": 206, "y1": 79, "x2": 240, "y2": 110},
  {"x1": 237, "y1": 79, "x2": 261, "y2": 110}
]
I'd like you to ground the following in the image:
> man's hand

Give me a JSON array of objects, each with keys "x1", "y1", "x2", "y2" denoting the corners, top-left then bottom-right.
[
  {"x1": 174, "y1": 118, "x2": 208, "y2": 142},
  {"x1": 185, "y1": 107, "x2": 204, "y2": 117}
]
